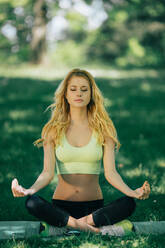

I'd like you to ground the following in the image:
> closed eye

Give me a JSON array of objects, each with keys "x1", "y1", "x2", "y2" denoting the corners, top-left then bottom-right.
[{"x1": 70, "y1": 89, "x2": 87, "y2": 92}]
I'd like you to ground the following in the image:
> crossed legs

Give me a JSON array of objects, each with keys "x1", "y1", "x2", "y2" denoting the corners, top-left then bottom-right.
[
  {"x1": 79, "y1": 196, "x2": 136, "y2": 227},
  {"x1": 25, "y1": 194, "x2": 136, "y2": 233}
]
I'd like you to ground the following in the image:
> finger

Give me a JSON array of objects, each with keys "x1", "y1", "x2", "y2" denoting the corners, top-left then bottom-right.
[
  {"x1": 143, "y1": 182, "x2": 151, "y2": 197},
  {"x1": 13, "y1": 190, "x2": 25, "y2": 197},
  {"x1": 141, "y1": 182, "x2": 150, "y2": 196},
  {"x1": 11, "y1": 179, "x2": 17, "y2": 189},
  {"x1": 17, "y1": 185, "x2": 25, "y2": 194},
  {"x1": 139, "y1": 192, "x2": 145, "y2": 199},
  {"x1": 12, "y1": 187, "x2": 19, "y2": 196},
  {"x1": 12, "y1": 178, "x2": 18, "y2": 186},
  {"x1": 139, "y1": 189, "x2": 145, "y2": 198},
  {"x1": 18, "y1": 185, "x2": 24, "y2": 192},
  {"x1": 12, "y1": 184, "x2": 24, "y2": 197},
  {"x1": 12, "y1": 188, "x2": 20, "y2": 197},
  {"x1": 143, "y1": 181, "x2": 150, "y2": 191},
  {"x1": 142, "y1": 181, "x2": 148, "y2": 190},
  {"x1": 11, "y1": 183, "x2": 17, "y2": 196},
  {"x1": 11, "y1": 179, "x2": 19, "y2": 193}
]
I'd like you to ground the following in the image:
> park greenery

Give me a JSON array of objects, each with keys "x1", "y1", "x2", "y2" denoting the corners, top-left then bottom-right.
[
  {"x1": 0, "y1": 0, "x2": 165, "y2": 247},
  {"x1": 0, "y1": 0, "x2": 165, "y2": 68}
]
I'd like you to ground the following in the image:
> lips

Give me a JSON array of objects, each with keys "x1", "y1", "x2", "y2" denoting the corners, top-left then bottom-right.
[{"x1": 74, "y1": 99, "x2": 83, "y2": 102}]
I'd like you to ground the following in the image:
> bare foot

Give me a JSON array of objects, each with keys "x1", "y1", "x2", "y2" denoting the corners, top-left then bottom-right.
[
  {"x1": 78, "y1": 215, "x2": 95, "y2": 226},
  {"x1": 67, "y1": 216, "x2": 100, "y2": 233},
  {"x1": 75, "y1": 218, "x2": 100, "y2": 233}
]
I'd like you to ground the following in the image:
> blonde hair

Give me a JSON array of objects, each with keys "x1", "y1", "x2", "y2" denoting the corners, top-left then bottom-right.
[{"x1": 33, "y1": 68, "x2": 121, "y2": 151}]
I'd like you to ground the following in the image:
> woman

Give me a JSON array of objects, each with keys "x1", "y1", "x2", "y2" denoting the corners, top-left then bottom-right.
[{"x1": 11, "y1": 68, "x2": 150, "y2": 235}]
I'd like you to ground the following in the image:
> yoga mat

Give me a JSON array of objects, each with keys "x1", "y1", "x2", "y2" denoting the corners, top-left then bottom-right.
[
  {"x1": 133, "y1": 221, "x2": 165, "y2": 235},
  {"x1": 0, "y1": 221, "x2": 165, "y2": 240},
  {"x1": 0, "y1": 221, "x2": 41, "y2": 240},
  {"x1": 0, "y1": 221, "x2": 70, "y2": 240}
]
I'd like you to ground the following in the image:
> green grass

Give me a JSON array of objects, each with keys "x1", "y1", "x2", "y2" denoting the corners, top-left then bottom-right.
[{"x1": 0, "y1": 67, "x2": 165, "y2": 247}]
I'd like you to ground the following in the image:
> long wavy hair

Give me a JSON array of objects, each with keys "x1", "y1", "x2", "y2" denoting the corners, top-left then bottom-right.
[{"x1": 33, "y1": 68, "x2": 121, "y2": 151}]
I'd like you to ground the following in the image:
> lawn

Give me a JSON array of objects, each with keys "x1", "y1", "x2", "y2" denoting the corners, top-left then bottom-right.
[{"x1": 0, "y1": 67, "x2": 165, "y2": 247}]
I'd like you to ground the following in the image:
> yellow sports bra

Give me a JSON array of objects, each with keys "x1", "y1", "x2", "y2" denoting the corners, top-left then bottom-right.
[{"x1": 55, "y1": 130, "x2": 103, "y2": 175}]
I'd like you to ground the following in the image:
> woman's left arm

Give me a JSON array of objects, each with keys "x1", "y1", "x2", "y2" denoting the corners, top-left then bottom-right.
[{"x1": 103, "y1": 137, "x2": 143, "y2": 198}]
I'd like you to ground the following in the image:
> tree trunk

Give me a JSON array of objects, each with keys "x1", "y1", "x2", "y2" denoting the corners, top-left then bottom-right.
[{"x1": 30, "y1": 0, "x2": 47, "y2": 64}]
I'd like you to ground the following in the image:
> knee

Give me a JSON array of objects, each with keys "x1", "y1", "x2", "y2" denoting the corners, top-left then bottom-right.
[
  {"x1": 126, "y1": 196, "x2": 136, "y2": 215},
  {"x1": 25, "y1": 194, "x2": 40, "y2": 212}
]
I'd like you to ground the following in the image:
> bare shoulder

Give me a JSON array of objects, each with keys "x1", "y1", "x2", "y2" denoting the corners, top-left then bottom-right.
[{"x1": 43, "y1": 128, "x2": 56, "y2": 147}]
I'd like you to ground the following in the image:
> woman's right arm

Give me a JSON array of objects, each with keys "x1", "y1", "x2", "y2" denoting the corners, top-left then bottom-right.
[
  {"x1": 11, "y1": 136, "x2": 56, "y2": 197},
  {"x1": 29, "y1": 138, "x2": 56, "y2": 194}
]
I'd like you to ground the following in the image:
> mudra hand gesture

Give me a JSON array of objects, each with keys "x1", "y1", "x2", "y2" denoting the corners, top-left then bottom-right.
[
  {"x1": 134, "y1": 181, "x2": 151, "y2": 200},
  {"x1": 11, "y1": 178, "x2": 34, "y2": 197}
]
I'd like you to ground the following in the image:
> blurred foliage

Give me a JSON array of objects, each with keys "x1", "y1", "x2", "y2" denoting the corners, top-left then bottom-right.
[
  {"x1": 65, "y1": 10, "x2": 88, "y2": 43},
  {"x1": 0, "y1": 0, "x2": 165, "y2": 67},
  {"x1": 49, "y1": 40, "x2": 88, "y2": 67},
  {"x1": 86, "y1": 0, "x2": 165, "y2": 68},
  {"x1": 0, "y1": 0, "x2": 33, "y2": 63}
]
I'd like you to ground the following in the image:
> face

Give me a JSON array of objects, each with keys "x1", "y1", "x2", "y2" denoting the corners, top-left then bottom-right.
[{"x1": 65, "y1": 76, "x2": 91, "y2": 107}]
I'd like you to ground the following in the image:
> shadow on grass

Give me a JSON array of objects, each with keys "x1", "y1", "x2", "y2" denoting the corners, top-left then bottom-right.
[{"x1": 0, "y1": 74, "x2": 164, "y2": 227}]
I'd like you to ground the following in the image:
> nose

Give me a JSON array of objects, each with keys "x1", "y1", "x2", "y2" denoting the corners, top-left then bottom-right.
[{"x1": 76, "y1": 90, "x2": 82, "y2": 96}]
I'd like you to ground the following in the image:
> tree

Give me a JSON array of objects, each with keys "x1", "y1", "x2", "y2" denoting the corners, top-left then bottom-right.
[
  {"x1": 85, "y1": 0, "x2": 165, "y2": 67},
  {"x1": 30, "y1": 0, "x2": 48, "y2": 64}
]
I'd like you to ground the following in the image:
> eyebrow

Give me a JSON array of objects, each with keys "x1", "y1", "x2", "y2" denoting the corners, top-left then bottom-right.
[{"x1": 70, "y1": 85, "x2": 88, "y2": 87}]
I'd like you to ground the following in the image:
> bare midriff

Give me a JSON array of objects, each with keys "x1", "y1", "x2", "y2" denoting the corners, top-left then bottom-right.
[{"x1": 52, "y1": 174, "x2": 103, "y2": 201}]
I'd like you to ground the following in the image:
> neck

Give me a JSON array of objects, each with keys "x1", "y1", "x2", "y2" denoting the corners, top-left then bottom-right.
[{"x1": 69, "y1": 107, "x2": 89, "y2": 126}]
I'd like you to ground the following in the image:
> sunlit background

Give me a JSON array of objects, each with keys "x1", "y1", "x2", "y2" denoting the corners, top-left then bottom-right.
[
  {"x1": 0, "y1": 0, "x2": 165, "y2": 247},
  {"x1": 0, "y1": 0, "x2": 165, "y2": 70}
]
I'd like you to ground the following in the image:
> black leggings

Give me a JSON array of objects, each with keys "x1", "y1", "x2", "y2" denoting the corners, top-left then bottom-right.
[{"x1": 25, "y1": 194, "x2": 136, "y2": 227}]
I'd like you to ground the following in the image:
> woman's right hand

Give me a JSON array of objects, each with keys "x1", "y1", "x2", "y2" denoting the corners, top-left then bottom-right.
[{"x1": 11, "y1": 178, "x2": 34, "y2": 197}]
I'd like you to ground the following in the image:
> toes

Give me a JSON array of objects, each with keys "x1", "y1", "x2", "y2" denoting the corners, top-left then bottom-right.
[{"x1": 87, "y1": 224, "x2": 100, "y2": 233}]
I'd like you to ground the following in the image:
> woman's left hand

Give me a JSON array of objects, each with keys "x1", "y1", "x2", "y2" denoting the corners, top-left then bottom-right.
[{"x1": 133, "y1": 181, "x2": 151, "y2": 200}]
